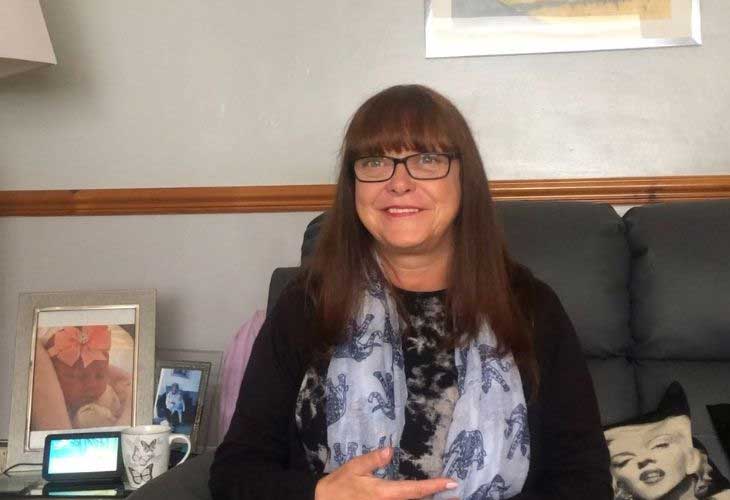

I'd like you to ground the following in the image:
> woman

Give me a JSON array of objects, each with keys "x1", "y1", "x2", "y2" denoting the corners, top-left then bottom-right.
[{"x1": 210, "y1": 84, "x2": 611, "y2": 499}]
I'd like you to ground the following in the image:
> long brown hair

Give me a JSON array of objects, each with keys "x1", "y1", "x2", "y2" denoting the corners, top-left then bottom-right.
[{"x1": 305, "y1": 84, "x2": 537, "y2": 390}]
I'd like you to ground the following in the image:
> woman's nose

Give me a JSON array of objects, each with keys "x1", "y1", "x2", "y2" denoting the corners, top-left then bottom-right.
[{"x1": 386, "y1": 162, "x2": 415, "y2": 193}]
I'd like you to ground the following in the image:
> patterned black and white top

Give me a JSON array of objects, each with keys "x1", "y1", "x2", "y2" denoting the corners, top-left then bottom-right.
[
  {"x1": 398, "y1": 290, "x2": 459, "y2": 480},
  {"x1": 295, "y1": 289, "x2": 460, "y2": 480}
]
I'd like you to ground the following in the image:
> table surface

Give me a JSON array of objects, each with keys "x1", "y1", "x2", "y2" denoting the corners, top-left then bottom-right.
[
  {"x1": 0, "y1": 446, "x2": 193, "y2": 499},
  {"x1": 0, "y1": 471, "x2": 131, "y2": 499}
]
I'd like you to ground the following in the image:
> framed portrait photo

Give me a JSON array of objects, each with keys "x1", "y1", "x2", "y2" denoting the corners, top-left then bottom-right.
[
  {"x1": 153, "y1": 360, "x2": 211, "y2": 454},
  {"x1": 7, "y1": 290, "x2": 156, "y2": 469},
  {"x1": 155, "y1": 348, "x2": 222, "y2": 452}
]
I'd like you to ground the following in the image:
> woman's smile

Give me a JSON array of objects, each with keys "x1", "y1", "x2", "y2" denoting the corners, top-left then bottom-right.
[{"x1": 383, "y1": 206, "x2": 422, "y2": 217}]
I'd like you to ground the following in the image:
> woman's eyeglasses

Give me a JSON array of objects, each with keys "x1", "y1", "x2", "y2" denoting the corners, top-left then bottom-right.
[{"x1": 353, "y1": 153, "x2": 456, "y2": 182}]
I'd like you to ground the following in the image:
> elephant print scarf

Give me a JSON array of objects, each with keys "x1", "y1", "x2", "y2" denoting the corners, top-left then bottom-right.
[{"x1": 302, "y1": 275, "x2": 530, "y2": 499}]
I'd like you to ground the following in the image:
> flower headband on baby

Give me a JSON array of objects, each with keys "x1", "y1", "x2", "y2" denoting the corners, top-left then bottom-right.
[{"x1": 47, "y1": 325, "x2": 111, "y2": 367}]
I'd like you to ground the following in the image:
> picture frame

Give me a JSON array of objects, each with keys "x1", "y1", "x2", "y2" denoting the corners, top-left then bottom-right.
[
  {"x1": 7, "y1": 290, "x2": 156, "y2": 470},
  {"x1": 425, "y1": 0, "x2": 702, "y2": 58},
  {"x1": 153, "y1": 360, "x2": 211, "y2": 454},
  {"x1": 155, "y1": 348, "x2": 223, "y2": 452}
]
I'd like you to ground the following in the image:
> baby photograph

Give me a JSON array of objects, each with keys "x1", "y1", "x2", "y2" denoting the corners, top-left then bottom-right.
[{"x1": 29, "y1": 307, "x2": 136, "y2": 445}]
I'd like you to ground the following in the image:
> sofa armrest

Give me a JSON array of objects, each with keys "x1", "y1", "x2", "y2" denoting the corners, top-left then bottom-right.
[{"x1": 266, "y1": 267, "x2": 300, "y2": 315}]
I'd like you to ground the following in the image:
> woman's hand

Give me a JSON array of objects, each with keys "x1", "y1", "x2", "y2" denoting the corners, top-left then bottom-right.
[{"x1": 314, "y1": 447, "x2": 458, "y2": 500}]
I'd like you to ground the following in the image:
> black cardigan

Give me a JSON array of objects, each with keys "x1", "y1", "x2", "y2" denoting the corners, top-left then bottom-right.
[{"x1": 209, "y1": 276, "x2": 612, "y2": 499}]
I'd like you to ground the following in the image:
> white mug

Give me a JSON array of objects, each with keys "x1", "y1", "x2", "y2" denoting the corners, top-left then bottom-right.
[{"x1": 121, "y1": 424, "x2": 191, "y2": 489}]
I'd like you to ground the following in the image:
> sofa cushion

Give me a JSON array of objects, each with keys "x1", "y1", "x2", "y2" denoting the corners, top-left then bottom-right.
[
  {"x1": 586, "y1": 357, "x2": 639, "y2": 426},
  {"x1": 497, "y1": 201, "x2": 631, "y2": 358},
  {"x1": 625, "y1": 200, "x2": 730, "y2": 360}
]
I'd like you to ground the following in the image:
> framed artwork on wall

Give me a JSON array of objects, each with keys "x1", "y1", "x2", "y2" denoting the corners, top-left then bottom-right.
[
  {"x1": 7, "y1": 290, "x2": 156, "y2": 470},
  {"x1": 425, "y1": 0, "x2": 702, "y2": 58},
  {"x1": 153, "y1": 360, "x2": 211, "y2": 454}
]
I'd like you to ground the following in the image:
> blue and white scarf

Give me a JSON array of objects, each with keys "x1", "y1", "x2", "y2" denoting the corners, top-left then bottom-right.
[{"x1": 318, "y1": 275, "x2": 530, "y2": 499}]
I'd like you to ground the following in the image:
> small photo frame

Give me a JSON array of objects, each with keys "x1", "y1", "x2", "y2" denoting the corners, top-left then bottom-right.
[
  {"x1": 7, "y1": 290, "x2": 156, "y2": 469},
  {"x1": 155, "y1": 348, "x2": 222, "y2": 452},
  {"x1": 153, "y1": 360, "x2": 211, "y2": 453}
]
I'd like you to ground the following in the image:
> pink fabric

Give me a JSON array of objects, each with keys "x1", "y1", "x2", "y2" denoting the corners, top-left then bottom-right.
[{"x1": 218, "y1": 310, "x2": 265, "y2": 441}]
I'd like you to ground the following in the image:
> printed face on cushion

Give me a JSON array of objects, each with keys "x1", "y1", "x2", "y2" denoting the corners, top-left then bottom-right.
[
  {"x1": 605, "y1": 415, "x2": 700, "y2": 499},
  {"x1": 355, "y1": 149, "x2": 461, "y2": 260}
]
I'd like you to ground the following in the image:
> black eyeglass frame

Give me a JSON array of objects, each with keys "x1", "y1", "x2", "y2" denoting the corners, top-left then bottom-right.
[{"x1": 352, "y1": 152, "x2": 458, "y2": 183}]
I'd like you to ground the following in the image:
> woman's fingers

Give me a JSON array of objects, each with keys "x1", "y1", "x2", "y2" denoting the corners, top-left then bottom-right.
[
  {"x1": 343, "y1": 447, "x2": 393, "y2": 475},
  {"x1": 377, "y1": 477, "x2": 458, "y2": 499},
  {"x1": 316, "y1": 447, "x2": 459, "y2": 500}
]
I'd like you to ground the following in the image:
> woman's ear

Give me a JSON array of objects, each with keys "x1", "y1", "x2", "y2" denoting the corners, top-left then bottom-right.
[{"x1": 685, "y1": 447, "x2": 702, "y2": 476}]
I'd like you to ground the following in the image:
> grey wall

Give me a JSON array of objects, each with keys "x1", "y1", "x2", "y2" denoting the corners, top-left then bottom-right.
[
  {"x1": 0, "y1": 212, "x2": 317, "y2": 442},
  {"x1": 1, "y1": 1, "x2": 729, "y2": 189},
  {"x1": 1, "y1": 1, "x2": 728, "y2": 440}
]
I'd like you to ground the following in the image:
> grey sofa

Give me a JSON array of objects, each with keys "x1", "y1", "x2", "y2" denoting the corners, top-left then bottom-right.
[{"x1": 130, "y1": 199, "x2": 730, "y2": 499}]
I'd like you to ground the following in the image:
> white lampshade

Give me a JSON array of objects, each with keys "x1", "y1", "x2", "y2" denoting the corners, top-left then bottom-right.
[{"x1": 0, "y1": 0, "x2": 56, "y2": 78}]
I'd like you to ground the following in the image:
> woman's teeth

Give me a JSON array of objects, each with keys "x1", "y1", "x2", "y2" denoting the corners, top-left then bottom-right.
[{"x1": 387, "y1": 208, "x2": 420, "y2": 214}]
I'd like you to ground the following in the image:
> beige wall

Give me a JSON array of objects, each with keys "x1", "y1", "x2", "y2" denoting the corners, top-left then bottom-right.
[{"x1": 1, "y1": 1, "x2": 728, "y2": 441}]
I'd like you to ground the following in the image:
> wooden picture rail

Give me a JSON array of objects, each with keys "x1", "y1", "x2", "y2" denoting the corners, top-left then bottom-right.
[{"x1": 1, "y1": 175, "x2": 730, "y2": 216}]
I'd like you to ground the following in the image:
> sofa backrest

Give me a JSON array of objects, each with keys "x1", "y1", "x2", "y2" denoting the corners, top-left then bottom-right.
[
  {"x1": 623, "y1": 200, "x2": 730, "y2": 475},
  {"x1": 266, "y1": 199, "x2": 730, "y2": 475},
  {"x1": 496, "y1": 202, "x2": 637, "y2": 427}
]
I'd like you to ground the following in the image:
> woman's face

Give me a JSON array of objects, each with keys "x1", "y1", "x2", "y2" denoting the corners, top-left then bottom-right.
[
  {"x1": 607, "y1": 417, "x2": 695, "y2": 499},
  {"x1": 355, "y1": 150, "x2": 461, "y2": 260}
]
